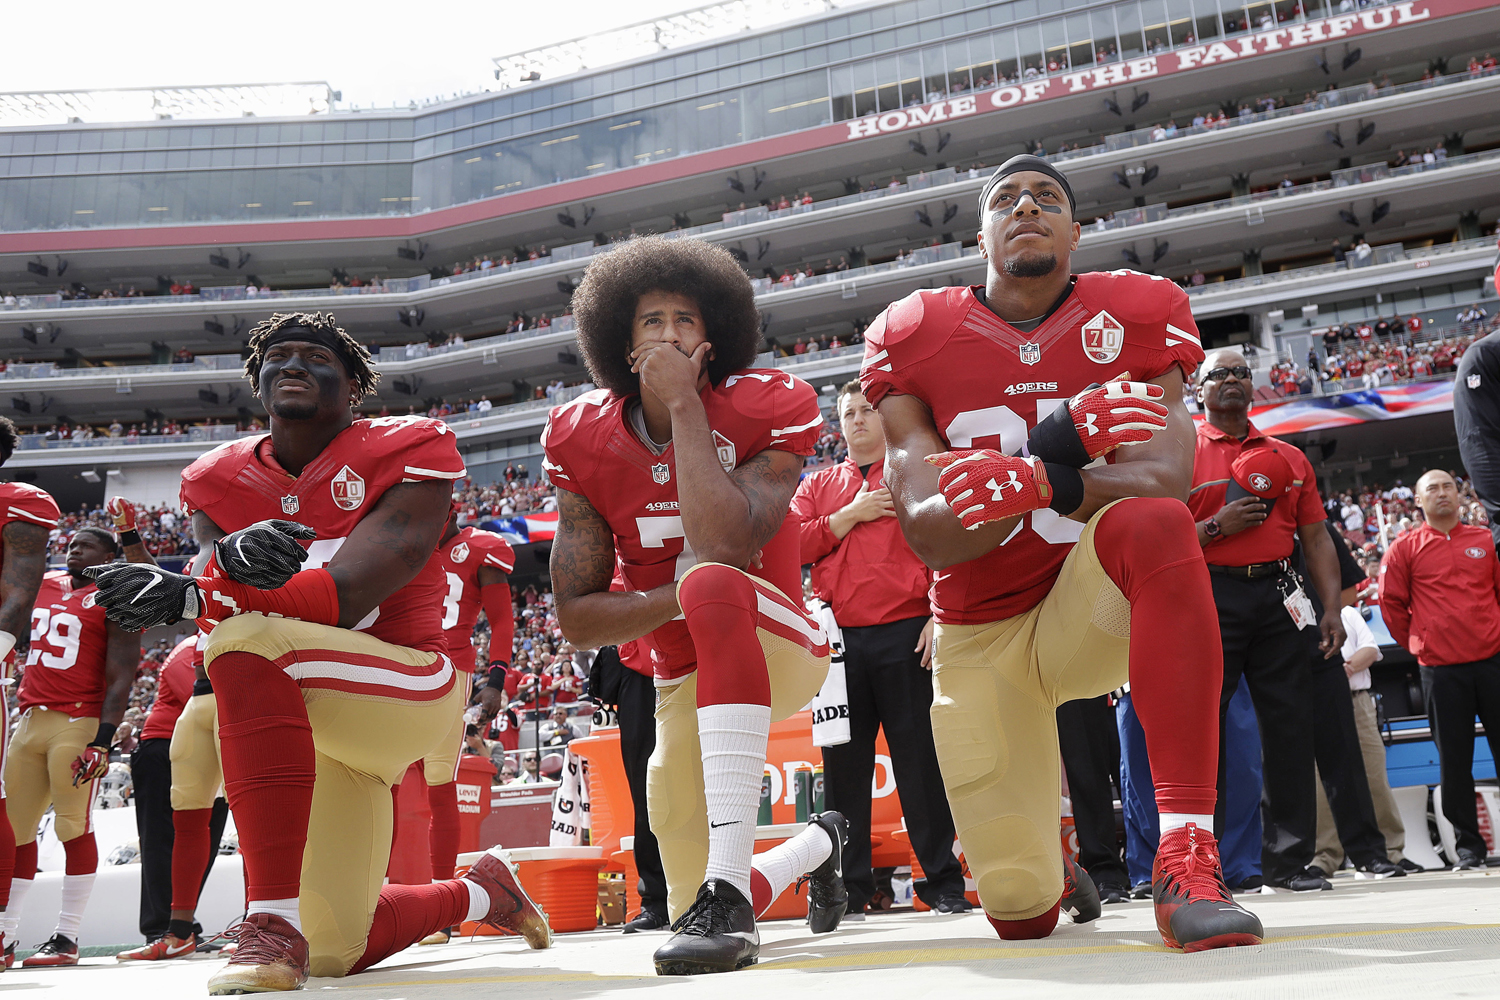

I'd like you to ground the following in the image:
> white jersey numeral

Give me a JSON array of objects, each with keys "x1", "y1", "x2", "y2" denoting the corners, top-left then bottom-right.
[
  {"x1": 27, "y1": 608, "x2": 82, "y2": 670},
  {"x1": 441, "y1": 571, "x2": 464, "y2": 630},
  {"x1": 944, "y1": 401, "x2": 1083, "y2": 546},
  {"x1": 634, "y1": 515, "x2": 699, "y2": 619}
]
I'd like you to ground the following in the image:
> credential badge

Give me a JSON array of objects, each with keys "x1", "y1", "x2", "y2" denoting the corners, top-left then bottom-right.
[
  {"x1": 330, "y1": 466, "x2": 366, "y2": 511},
  {"x1": 281, "y1": 495, "x2": 300, "y2": 515},
  {"x1": 1019, "y1": 342, "x2": 1042, "y2": 366},
  {"x1": 652, "y1": 462, "x2": 671, "y2": 485}
]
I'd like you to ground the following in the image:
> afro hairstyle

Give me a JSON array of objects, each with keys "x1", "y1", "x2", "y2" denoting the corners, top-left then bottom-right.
[
  {"x1": 0, "y1": 416, "x2": 18, "y2": 465},
  {"x1": 570, "y1": 235, "x2": 762, "y2": 396}
]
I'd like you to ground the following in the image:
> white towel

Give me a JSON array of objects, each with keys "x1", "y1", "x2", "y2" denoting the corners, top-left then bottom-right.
[
  {"x1": 808, "y1": 602, "x2": 850, "y2": 747},
  {"x1": 549, "y1": 748, "x2": 591, "y2": 846}
]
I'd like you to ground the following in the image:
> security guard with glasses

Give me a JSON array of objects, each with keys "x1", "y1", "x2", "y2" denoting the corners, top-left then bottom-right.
[{"x1": 1188, "y1": 348, "x2": 1347, "y2": 892}]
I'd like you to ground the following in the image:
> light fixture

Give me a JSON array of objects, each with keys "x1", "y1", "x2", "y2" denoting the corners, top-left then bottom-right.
[
  {"x1": 1131, "y1": 91, "x2": 1150, "y2": 112},
  {"x1": 1104, "y1": 98, "x2": 1122, "y2": 116},
  {"x1": 915, "y1": 209, "x2": 933, "y2": 227},
  {"x1": 1141, "y1": 164, "x2": 1160, "y2": 185},
  {"x1": 1371, "y1": 200, "x2": 1391, "y2": 224},
  {"x1": 208, "y1": 252, "x2": 231, "y2": 269},
  {"x1": 909, "y1": 138, "x2": 928, "y2": 156},
  {"x1": 1356, "y1": 121, "x2": 1376, "y2": 145},
  {"x1": 1113, "y1": 171, "x2": 1131, "y2": 189}
]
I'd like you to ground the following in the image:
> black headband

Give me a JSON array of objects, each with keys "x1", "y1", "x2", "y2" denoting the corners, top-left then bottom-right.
[
  {"x1": 978, "y1": 154, "x2": 1077, "y2": 216},
  {"x1": 261, "y1": 325, "x2": 357, "y2": 372}
]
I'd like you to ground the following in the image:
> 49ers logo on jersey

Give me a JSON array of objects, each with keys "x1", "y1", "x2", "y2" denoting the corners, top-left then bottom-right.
[
  {"x1": 450, "y1": 542, "x2": 470, "y2": 564},
  {"x1": 712, "y1": 431, "x2": 737, "y2": 473},
  {"x1": 330, "y1": 466, "x2": 366, "y2": 511},
  {"x1": 1082, "y1": 310, "x2": 1125, "y2": 364}
]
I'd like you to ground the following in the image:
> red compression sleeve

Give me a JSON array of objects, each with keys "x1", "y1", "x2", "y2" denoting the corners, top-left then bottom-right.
[
  {"x1": 13, "y1": 841, "x2": 37, "y2": 882},
  {"x1": 62, "y1": 833, "x2": 98, "y2": 876},
  {"x1": 196, "y1": 568, "x2": 339, "y2": 629},
  {"x1": 171, "y1": 808, "x2": 214, "y2": 912},
  {"x1": 479, "y1": 582, "x2": 514, "y2": 665}
]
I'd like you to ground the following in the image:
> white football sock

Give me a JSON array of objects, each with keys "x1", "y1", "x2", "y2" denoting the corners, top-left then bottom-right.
[
  {"x1": 752, "y1": 823, "x2": 833, "y2": 914},
  {"x1": 1, "y1": 879, "x2": 32, "y2": 935},
  {"x1": 698, "y1": 702, "x2": 772, "y2": 900},
  {"x1": 246, "y1": 898, "x2": 302, "y2": 932},
  {"x1": 464, "y1": 879, "x2": 491, "y2": 922},
  {"x1": 55, "y1": 873, "x2": 96, "y2": 941},
  {"x1": 1159, "y1": 813, "x2": 1215, "y2": 835}
]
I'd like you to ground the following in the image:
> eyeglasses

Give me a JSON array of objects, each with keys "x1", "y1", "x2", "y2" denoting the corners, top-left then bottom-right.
[{"x1": 1200, "y1": 365, "x2": 1252, "y2": 384}]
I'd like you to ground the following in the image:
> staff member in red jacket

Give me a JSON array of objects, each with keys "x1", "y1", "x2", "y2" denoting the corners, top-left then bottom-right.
[
  {"x1": 790, "y1": 381, "x2": 965, "y2": 915},
  {"x1": 1379, "y1": 469, "x2": 1500, "y2": 870}
]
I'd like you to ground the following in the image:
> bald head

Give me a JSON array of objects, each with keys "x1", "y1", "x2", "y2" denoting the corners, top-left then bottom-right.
[
  {"x1": 1202, "y1": 348, "x2": 1248, "y2": 376},
  {"x1": 1415, "y1": 468, "x2": 1460, "y2": 527}
]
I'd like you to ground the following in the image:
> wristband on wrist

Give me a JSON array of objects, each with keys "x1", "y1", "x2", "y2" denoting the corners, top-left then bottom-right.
[
  {"x1": 1043, "y1": 463, "x2": 1085, "y2": 516},
  {"x1": 486, "y1": 662, "x2": 510, "y2": 691},
  {"x1": 118, "y1": 529, "x2": 141, "y2": 547},
  {"x1": 91, "y1": 722, "x2": 118, "y2": 748},
  {"x1": 1026, "y1": 404, "x2": 1092, "y2": 468}
]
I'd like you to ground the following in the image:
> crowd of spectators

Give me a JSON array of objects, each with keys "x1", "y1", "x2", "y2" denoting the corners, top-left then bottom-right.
[
  {"x1": 452, "y1": 471, "x2": 558, "y2": 518},
  {"x1": 1265, "y1": 311, "x2": 1497, "y2": 397},
  {"x1": 1327, "y1": 475, "x2": 1489, "y2": 590},
  {"x1": 48, "y1": 502, "x2": 199, "y2": 564}
]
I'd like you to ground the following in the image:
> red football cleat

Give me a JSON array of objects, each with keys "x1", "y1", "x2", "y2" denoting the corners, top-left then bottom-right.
[
  {"x1": 1152, "y1": 823, "x2": 1264, "y2": 952},
  {"x1": 117, "y1": 931, "x2": 199, "y2": 961},
  {"x1": 206, "y1": 914, "x2": 310, "y2": 995},
  {"x1": 21, "y1": 934, "x2": 78, "y2": 967},
  {"x1": 462, "y1": 847, "x2": 553, "y2": 949}
]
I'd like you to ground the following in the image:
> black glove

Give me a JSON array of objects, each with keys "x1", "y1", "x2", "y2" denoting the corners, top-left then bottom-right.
[
  {"x1": 84, "y1": 563, "x2": 200, "y2": 632},
  {"x1": 214, "y1": 519, "x2": 317, "y2": 589}
]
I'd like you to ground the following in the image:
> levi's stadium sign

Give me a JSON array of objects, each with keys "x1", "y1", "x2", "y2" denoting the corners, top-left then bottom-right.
[{"x1": 843, "y1": 1, "x2": 1445, "y2": 142}]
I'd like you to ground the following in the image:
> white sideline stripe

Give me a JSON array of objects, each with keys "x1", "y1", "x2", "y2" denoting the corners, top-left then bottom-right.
[
  {"x1": 8, "y1": 506, "x2": 57, "y2": 526},
  {"x1": 404, "y1": 465, "x2": 467, "y2": 479},
  {"x1": 284, "y1": 657, "x2": 455, "y2": 691},
  {"x1": 771, "y1": 415, "x2": 825, "y2": 440},
  {"x1": 755, "y1": 590, "x2": 826, "y2": 645},
  {"x1": 1166, "y1": 323, "x2": 1201, "y2": 346}
]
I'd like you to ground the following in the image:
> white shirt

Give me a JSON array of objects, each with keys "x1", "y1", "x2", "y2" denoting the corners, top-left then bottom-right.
[
  {"x1": 1342, "y1": 503, "x2": 1363, "y2": 532},
  {"x1": 1340, "y1": 605, "x2": 1382, "y2": 691}
]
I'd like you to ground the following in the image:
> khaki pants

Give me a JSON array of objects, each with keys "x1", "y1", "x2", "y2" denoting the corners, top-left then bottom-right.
[
  {"x1": 931, "y1": 504, "x2": 1132, "y2": 921},
  {"x1": 1314, "y1": 689, "x2": 1407, "y2": 870},
  {"x1": 422, "y1": 691, "x2": 468, "y2": 787},
  {"x1": 648, "y1": 564, "x2": 829, "y2": 921},
  {"x1": 204, "y1": 615, "x2": 465, "y2": 977},
  {"x1": 5, "y1": 708, "x2": 99, "y2": 845},
  {"x1": 170, "y1": 692, "x2": 222, "y2": 810}
]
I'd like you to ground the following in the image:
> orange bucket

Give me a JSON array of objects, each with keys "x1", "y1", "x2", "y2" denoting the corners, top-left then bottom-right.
[{"x1": 456, "y1": 847, "x2": 608, "y2": 935}]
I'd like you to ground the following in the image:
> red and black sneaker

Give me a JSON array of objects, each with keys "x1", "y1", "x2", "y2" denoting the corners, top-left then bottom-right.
[
  {"x1": 1061, "y1": 855, "x2": 1102, "y2": 925},
  {"x1": 206, "y1": 914, "x2": 311, "y2": 995},
  {"x1": 1152, "y1": 823, "x2": 1264, "y2": 952},
  {"x1": 21, "y1": 934, "x2": 79, "y2": 967}
]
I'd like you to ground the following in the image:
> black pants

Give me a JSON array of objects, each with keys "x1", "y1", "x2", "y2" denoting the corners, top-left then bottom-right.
[
  {"x1": 822, "y1": 616, "x2": 963, "y2": 908},
  {"x1": 617, "y1": 665, "x2": 667, "y2": 916},
  {"x1": 1058, "y1": 695, "x2": 1126, "y2": 886},
  {"x1": 1210, "y1": 571, "x2": 1319, "y2": 883},
  {"x1": 131, "y1": 738, "x2": 229, "y2": 939},
  {"x1": 1310, "y1": 660, "x2": 1388, "y2": 866},
  {"x1": 1421, "y1": 657, "x2": 1500, "y2": 858}
]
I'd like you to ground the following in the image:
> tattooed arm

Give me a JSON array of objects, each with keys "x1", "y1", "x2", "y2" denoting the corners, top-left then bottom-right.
[
  {"x1": 325, "y1": 479, "x2": 451, "y2": 628},
  {"x1": 0, "y1": 521, "x2": 50, "y2": 669},
  {"x1": 551, "y1": 487, "x2": 680, "y2": 650}
]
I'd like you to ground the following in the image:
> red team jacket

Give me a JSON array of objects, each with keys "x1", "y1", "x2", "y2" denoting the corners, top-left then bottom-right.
[
  {"x1": 436, "y1": 526, "x2": 515, "y2": 673},
  {"x1": 859, "y1": 272, "x2": 1205, "y2": 624},
  {"x1": 140, "y1": 635, "x2": 199, "y2": 741},
  {"x1": 19, "y1": 570, "x2": 111, "y2": 718},
  {"x1": 790, "y1": 457, "x2": 931, "y2": 627},
  {"x1": 180, "y1": 417, "x2": 467, "y2": 655},
  {"x1": 542, "y1": 370, "x2": 824, "y2": 680},
  {"x1": 1379, "y1": 521, "x2": 1500, "y2": 666}
]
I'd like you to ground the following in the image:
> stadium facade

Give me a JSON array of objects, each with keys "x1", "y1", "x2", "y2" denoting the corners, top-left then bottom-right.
[{"x1": 0, "y1": 0, "x2": 1496, "y2": 511}]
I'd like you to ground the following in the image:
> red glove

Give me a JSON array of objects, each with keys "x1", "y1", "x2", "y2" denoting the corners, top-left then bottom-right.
[
  {"x1": 71, "y1": 745, "x2": 109, "y2": 787},
  {"x1": 1064, "y1": 381, "x2": 1169, "y2": 459},
  {"x1": 106, "y1": 496, "x2": 138, "y2": 532},
  {"x1": 926, "y1": 450, "x2": 1054, "y2": 530}
]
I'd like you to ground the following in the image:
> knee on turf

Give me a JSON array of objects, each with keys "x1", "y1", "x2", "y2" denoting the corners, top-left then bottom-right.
[
  {"x1": 676, "y1": 561, "x2": 756, "y2": 618},
  {"x1": 966, "y1": 820, "x2": 1058, "y2": 918}
]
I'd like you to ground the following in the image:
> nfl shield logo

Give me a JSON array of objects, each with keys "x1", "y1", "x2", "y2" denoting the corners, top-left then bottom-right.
[
  {"x1": 1081, "y1": 310, "x2": 1125, "y2": 364},
  {"x1": 330, "y1": 466, "x2": 366, "y2": 511},
  {"x1": 1469, "y1": 374, "x2": 1482, "y2": 389},
  {"x1": 281, "y1": 495, "x2": 300, "y2": 515},
  {"x1": 652, "y1": 462, "x2": 671, "y2": 485},
  {"x1": 1019, "y1": 342, "x2": 1042, "y2": 366}
]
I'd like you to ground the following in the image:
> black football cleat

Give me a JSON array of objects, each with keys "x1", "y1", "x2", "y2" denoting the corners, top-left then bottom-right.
[
  {"x1": 1152, "y1": 823, "x2": 1264, "y2": 952},
  {"x1": 797, "y1": 811, "x2": 850, "y2": 934},
  {"x1": 653, "y1": 879, "x2": 759, "y2": 976},
  {"x1": 622, "y1": 908, "x2": 670, "y2": 934},
  {"x1": 1061, "y1": 855, "x2": 1102, "y2": 924}
]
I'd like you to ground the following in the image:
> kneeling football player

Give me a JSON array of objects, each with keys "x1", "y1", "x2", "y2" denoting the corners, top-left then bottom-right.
[
  {"x1": 546, "y1": 236, "x2": 850, "y2": 975},
  {"x1": 88, "y1": 312, "x2": 551, "y2": 994},
  {"x1": 863, "y1": 155, "x2": 1263, "y2": 951}
]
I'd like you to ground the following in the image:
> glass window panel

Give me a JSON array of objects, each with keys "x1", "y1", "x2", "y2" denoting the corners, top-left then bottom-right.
[
  {"x1": 1016, "y1": 23, "x2": 1043, "y2": 79},
  {"x1": 1140, "y1": 0, "x2": 1170, "y2": 52},
  {"x1": 899, "y1": 51, "x2": 924, "y2": 105},
  {"x1": 921, "y1": 44, "x2": 949, "y2": 98},
  {"x1": 1194, "y1": 0, "x2": 1220, "y2": 40},
  {"x1": 831, "y1": 64, "x2": 856, "y2": 121},
  {"x1": 1040, "y1": 17, "x2": 1068, "y2": 72},
  {"x1": 1115, "y1": 1, "x2": 1144, "y2": 58},
  {"x1": 1091, "y1": 9, "x2": 1119, "y2": 61},
  {"x1": 1065, "y1": 12, "x2": 1093, "y2": 68},
  {"x1": 991, "y1": 28, "x2": 1019, "y2": 82},
  {"x1": 875, "y1": 54, "x2": 901, "y2": 111},
  {"x1": 1166, "y1": 0, "x2": 1195, "y2": 43},
  {"x1": 854, "y1": 58, "x2": 880, "y2": 117}
]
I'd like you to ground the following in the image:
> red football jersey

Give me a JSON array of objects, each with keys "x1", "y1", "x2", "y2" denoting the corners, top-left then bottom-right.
[
  {"x1": 542, "y1": 370, "x2": 824, "y2": 680},
  {"x1": 0, "y1": 482, "x2": 61, "y2": 538},
  {"x1": 437, "y1": 526, "x2": 515, "y2": 673},
  {"x1": 181, "y1": 417, "x2": 466, "y2": 653},
  {"x1": 860, "y1": 271, "x2": 1205, "y2": 625},
  {"x1": 140, "y1": 635, "x2": 198, "y2": 741},
  {"x1": 19, "y1": 570, "x2": 111, "y2": 717}
]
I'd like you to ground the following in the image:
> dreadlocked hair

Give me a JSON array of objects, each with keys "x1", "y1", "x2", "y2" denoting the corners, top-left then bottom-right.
[
  {"x1": 571, "y1": 235, "x2": 762, "y2": 396},
  {"x1": 0, "y1": 416, "x2": 18, "y2": 465},
  {"x1": 243, "y1": 312, "x2": 380, "y2": 402}
]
